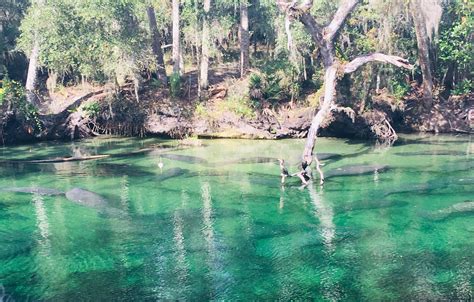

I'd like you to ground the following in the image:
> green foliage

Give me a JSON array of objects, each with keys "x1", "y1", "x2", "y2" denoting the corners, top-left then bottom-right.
[
  {"x1": 18, "y1": 0, "x2": 151, "y2": 84},
  {"x1": 194, "y1": 102, "x2": 208, "y2": 118},
  {"x1": 438, "y1": 0, "x2": 473, "y2": 91},
  {"x1": 169, "y1": 72, "x2": 181, "y2": 98},
  {"x1": 391, "y1": 80, "x2": 411, "y2": 101},
  {"x1": 217, "y1": 96, "x2": 256, "y2": 119},
  {"x1": 1, "y1": 75, "x2": 42, "y2": 132},
  {"x1": 0, "y1": 0, "x2": 28, "y2": 82},
  {"x1": 452, "y1": 79, "x2": 474, "y2": 95},
  {"x1": 249, "y1": 57, "x2": 305, "y2": 106},
  {"x1": 82, "y1": 102, "x2": 100, "y2": 117}
]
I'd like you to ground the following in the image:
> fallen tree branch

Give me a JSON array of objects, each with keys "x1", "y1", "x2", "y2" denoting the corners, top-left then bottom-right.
[
  {"x1": 344, "y1": 53, "x2": 414, "y2": 74},
  {"x1": 3, "y1": 154, "x2": 110, "y2": 164}
]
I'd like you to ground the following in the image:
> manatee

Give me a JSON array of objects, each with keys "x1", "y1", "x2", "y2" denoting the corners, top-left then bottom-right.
[
  {"x1": 336, "y1": 199, "x2": 408, "y2": 214},
  {"x1": 161, "y1": 154, "x2": 208, "y2": 164},
  {"x1": 0, "y1": 187, "x2": 64, "y2": 196},
  {"x1": 316, "y1": 153, "x2": 342, "y2": 160},
  {"x1": 225, "y1": 157, "x2": 278, "y2": 165},
  {"x1": 425, "y1": 200, "x2": 474, "y2": 221},
  {"x1": 156, "y1": 167, "x2": 188, "y2": 181},
  {"x1": 91, "y1": 163, "x2": 154, "y2": 177},
  {"x1": 384, "y1": 183, "x2": 432, "y2": 196},
  {"x1": 394, "y1": 151, "x2": 469, "y2": 156},
  {"x1": 65, "y1": 188, "x2": 108, "y2": 208},
  {"x1": 325, "y1": 164, "x2": 389, "y2": 178}
]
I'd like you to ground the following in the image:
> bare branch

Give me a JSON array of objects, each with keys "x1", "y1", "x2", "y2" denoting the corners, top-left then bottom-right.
[
  {"x1": 344, "y1": 53, "x2": 414, "y2": 74},
  {"x1": 299, "y1": 13, "x2": 324, "y2": 45},
  {"x1": 323, "y1": 0, "x2": 359, "y2": 42},
  {"x1": 276, "y1": 0, "x2": 323, "y2": 45},
  {"x1": 276, "y1": 0, "x2": 313, "y2": 12}
]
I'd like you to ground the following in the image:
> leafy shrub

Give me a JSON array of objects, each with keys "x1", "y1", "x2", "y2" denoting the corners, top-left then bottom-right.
[
  {"x1": 169, "y1": 72, "x2": 181, "y2": 98},
  {"x1": 1, "y1": 76, "x2": 42, "y2": 132},
  {"x1": 82, "y1": 102, "x2": 100, "y2": 117},
  {"x1": 217, "y1": 96, "x2": 256, "y2": 119},
  {"x1": 194, "y1": 102, "x2": 208, "y2": 118},
  {"x1": 391, "y1": 81, "x2": 410, "y2": 101},
  {"x1": 248, "y1": 71, "x2": 283, "y2": 106},
  {"x1": 452, "y1": 79, "x2": 474, "y2": 95}
]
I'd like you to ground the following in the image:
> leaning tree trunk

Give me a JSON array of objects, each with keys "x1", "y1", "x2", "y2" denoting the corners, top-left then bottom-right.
[
  {"x1": 25, "y1": 0, "x2": 46, "y2": 106},
  {"x1": 277, "y1": 0, "x2": 413, "y2": 184},
  {"x1": 25, "y1": 38, "x2": 40, "y2": 105},
  {"x1": 199, "y1": 0, "x2": 211, "y2": 91},
  {"x1": 146, "y1": 6, "x2": 167, "y2": 85},
  {"x1": 411, "y1": 0, "x2": 434, "y2": 100},
  {"x1": 172, "y1": 0, "x2": 181, "y2": 75},
  {"x1": 239, "y1": 0, "x2": 250, "y2": 77}
]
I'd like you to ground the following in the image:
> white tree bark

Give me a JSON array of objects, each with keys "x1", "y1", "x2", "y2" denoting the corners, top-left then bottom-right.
[
  {"x1": 25, "y1": 0, "x2": 45, "y2": 105},
  {"x1": 25, "y1": 38, "x2": 39, "y2": 105},
  {"x1": 200, "y1": 0, "x2": 211, "y2": 90},
  {"x1": 239, "y1": 0, "x2": 250, "y2": 77},
  {"x1": 172, "y1": 0, "x2": 181, "y2": 75}
]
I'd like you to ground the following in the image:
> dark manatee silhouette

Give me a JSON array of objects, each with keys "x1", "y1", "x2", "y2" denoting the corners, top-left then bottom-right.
[
  {"x1": 223, "y1": 157, "x2": 278, "y2": 165},
  {"x1": 64, "y1": 188, "x2": 126, "y2": 217},
  {"x1": 424, "y1": 200, "x2": 474, "y2": 221},
  {"x1": 394, "y1": 150, "x2": 469, "y2": 156},
  {"x1": 156, "y1": 167, "x2": 189, "y2": 181},
  {"x1": 325, "y1": 164, "x2": 389, "y2": 178},
  {"x1": 0, "y1": 187, "x2": 64, "y2": 196},
  {"x1": 316, "y1": 153, "x2": 342, "y2": 160},
  {"x1": 65, "y1": 188, "x2": 108, "y2": 208},
  {"x1": 335, "y1": 199, "x2": 408, "y2": 214},
  {"x1": 160, "y1": 154, "x2": 208, "y2": 164},
  {"x1": 385, "y1": 178, "x2": 474, "y2": 197}
]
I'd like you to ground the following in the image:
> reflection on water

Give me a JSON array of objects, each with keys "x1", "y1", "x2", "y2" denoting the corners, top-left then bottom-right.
[
  {"x1": 0, "y1": 135, "x2": 472, "y2": 300},
  {"x1": 172, "y1": 210, "x2": 189, "y2": 284},
  {"x1": 308, "y1": 186, "x2": 335, "y2": 251}
]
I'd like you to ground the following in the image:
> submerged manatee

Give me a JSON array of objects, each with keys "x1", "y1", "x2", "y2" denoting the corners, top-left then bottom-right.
[
  {"x1": 325, "y1": 164, "x2": 389, "y2": 178},
  {"x1": 225, "y1": 157, "x2": 278, "y2": 165},
  {"x1": 394, "y1": 151, "x2": 469, "y2": 156},
  {"x1": 425, "y1": 200, "x2": 474, "y2": 221},
  {"x1": 316, "y1": 153, "x2": 342, "y2": 160},
  {"x1": 65, "y1": 188, "x2": 108, "y2": 208},
  {"x1": 0, "y1": 187, "x2": 64, "y2": 196},
  {"x1": 156, "y1": 167, "x2": 188, "y2": 181},
  {"x1": 335, "y1": 199, "x2": 408, "y2": 214},
  {"x1": 161, "y1": 154, "x2": 208, "y2": 164}
]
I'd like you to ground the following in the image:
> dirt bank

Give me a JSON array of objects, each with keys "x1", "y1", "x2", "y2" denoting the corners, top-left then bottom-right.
[{"x1": 1, "y1": 72, "x2": 472, "y2": 145}]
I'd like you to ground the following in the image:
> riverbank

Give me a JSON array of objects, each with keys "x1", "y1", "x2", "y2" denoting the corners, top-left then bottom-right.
[{"x1": 1, "y1": 68, "x2": 472, "y2": 145}]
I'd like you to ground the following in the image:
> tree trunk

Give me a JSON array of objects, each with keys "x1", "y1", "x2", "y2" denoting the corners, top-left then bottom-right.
[
  {"x1": 276, "y1": 0, "x2": 413, "y2": 184},
  {"x1": 172, "y1": 0, "x2": 181, "y2": 75},
  {"x1": 239, "y1": 0, "x2": 250, "y2": 77},
  {"x1": 200, "y1": 0, "x2": 211, "y2": 91},
  {"x1": 25, "y1": 0, "x2": 45, "y2": 106},
  {"x1": 411, "y1": 1, "x2": 434, "y2": 100},
  {"x1": 302, "y1": 66, "x2": 338, "y2": 168},
  {"x1": 25, "y1": 38, "x2": 39, "y2": 105},
  {"x1": 146, "y1": 6, "x2": 167, "y2": 84}
]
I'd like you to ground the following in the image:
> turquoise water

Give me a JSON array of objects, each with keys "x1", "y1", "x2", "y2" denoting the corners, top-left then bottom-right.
[{"x1": 0, "y1": 135, "x2": 472, "y2": 300}]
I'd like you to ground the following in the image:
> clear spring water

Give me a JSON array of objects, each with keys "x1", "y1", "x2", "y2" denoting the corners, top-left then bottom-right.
[{"x1": 0, "y1": 135, "x2": 472, "y2": 300}]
